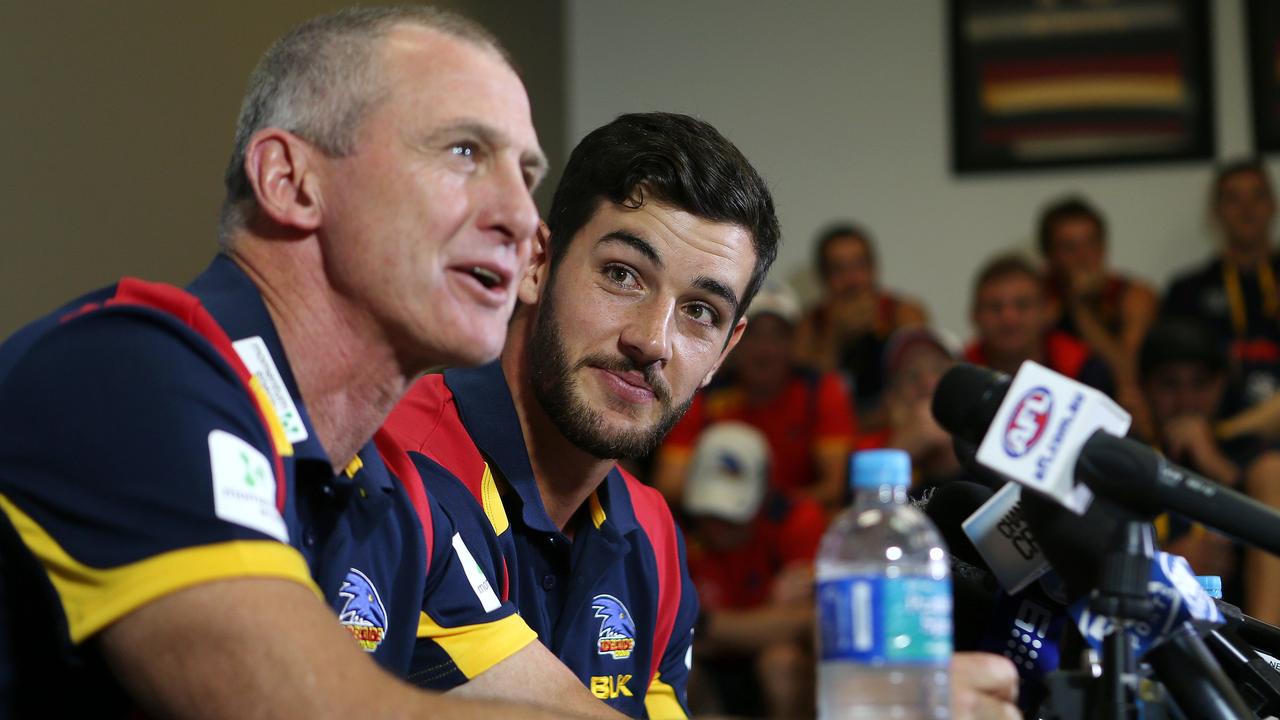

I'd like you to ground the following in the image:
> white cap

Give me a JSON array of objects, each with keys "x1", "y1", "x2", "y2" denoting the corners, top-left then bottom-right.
[
  {"x1": 745, "y1": 281, "x2": 801, "y2": 324},
  {"x1": 683, "y1": 421, "x2": 771, "y2": 523}
]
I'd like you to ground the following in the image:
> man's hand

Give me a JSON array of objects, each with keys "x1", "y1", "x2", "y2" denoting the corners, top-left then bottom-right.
[
  {"x1": 1163, "y1": 415, "x2": 1238, "y2": 485},
  {"x1": 951, "y1": 652, "x2": 1019, "y2": 720}
]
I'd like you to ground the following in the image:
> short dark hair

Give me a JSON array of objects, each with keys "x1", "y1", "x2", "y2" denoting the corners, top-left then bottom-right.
[
  {"x1": 813, "y1": 222, "x2": 875, "y2": 280},
  {"x1": 1212, "y1": 157, "x2": 1274, "y2": 207},
  {"x1": 1138, "y1": 317, "x2": 1227, "y2": 379},
  {"x1": 1037, "y1": 195, "x2": 1106, "y2": 256},
  {"x1": 546, "y1": 112, "x2": 780, "y2": 320},
  {"x1": 972, "y1": 253, "x2": 1041, "y2": 306}
]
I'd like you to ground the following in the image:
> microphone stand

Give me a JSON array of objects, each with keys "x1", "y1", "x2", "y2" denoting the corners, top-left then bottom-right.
[{"x1": 1086, "y1": 515, "x2": 1154, "y2": 720}]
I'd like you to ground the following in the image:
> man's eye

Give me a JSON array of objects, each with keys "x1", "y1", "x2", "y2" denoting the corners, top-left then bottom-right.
[
  {"x1": 451, "y1": 143, "x2": 477, "y2": 159},
  {"x1": 604, "y1": 265, "x2": 636, "y2": 286},
  {"x1": 685, "y1": 303, "x2": 720, "y2": 327}
]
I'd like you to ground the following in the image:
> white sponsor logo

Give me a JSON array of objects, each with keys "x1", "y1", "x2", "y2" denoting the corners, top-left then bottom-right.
[
  {"x1": 233, "y1": 336, "x2": 308, "y2": 443},
  {"x1": 208, "y1": 429, "x2": 288, "y2": 542},
  {"x1": 452, "y1": 532, "x2": 502, "y2": 612}
]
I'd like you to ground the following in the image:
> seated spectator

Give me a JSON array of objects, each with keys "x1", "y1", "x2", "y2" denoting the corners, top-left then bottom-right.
[
  {"x1": 682, "y1": 422, "x2": 824, "y2": 719},
  {"x1": 793, "y1": 223, "x2": 928, "y2": 429},
  {"x1": 654, "y1": 282, "x2": 857, "y2": 510},
  {"x1": 855, "y1": 326, "x2": 965, "y2": 498},
  {"x1": 1038, "y1": 195, "x2": 1157, "y2": 433},
  {"x1": 1137, "y1": 318, "x2": 1275, "y2": 608},
  {"x1": 1163, "y1": 159, "x2": 1280, "y2": 407},
  {"x1": 964, "y1": 253, "x2": 1114, "y2": 395}
]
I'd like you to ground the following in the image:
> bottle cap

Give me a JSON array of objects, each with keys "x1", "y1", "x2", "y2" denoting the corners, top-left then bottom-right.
[
  {"x1": 850, "y1": 449, "x2": 911, "y2": 490},
  {"x1": 1197, "y1": 575, "x2": 1223, "y2": 600}
]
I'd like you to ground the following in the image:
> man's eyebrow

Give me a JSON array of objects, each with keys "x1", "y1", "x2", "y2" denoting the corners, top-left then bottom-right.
[
  {"x1": 692, "y1": 275, "x2": 740, "y2": 316},
  {"x1": 598, "y1": 231, "x2": 663, "y2": 267},
  {"x1": 428, "y1": 120, "x2": 548, "y2": 175}
]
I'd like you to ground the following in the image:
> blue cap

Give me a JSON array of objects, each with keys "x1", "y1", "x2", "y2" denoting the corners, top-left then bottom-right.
[
  {"x1": 851, "y1": 449, "x2": 911, "y2": 489},
  {"x1": 1197, "y1": 575, "x2": 1223, "y2": 600}
]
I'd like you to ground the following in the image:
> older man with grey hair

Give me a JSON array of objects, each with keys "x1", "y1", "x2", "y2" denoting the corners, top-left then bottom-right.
[{"x1": 0, "y1": 6, "x2": 624, "y2": 718}]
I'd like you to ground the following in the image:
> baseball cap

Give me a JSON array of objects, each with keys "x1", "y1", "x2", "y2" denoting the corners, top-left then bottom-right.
[
  {"x1": 682, "y1": 421, "x2": 771, "y2": 523},
  {"x1": 745, "y1": 281, "x2": 801, "y2": 324}
]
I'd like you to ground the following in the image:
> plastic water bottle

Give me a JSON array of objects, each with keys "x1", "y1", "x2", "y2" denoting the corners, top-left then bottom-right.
[{"x1": 816, "y1": 449, "x2": 952, "y2": 719}]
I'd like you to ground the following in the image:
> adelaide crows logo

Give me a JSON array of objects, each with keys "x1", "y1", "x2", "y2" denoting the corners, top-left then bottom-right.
[
  {"x1": 592, "y1": 594, "x2": 636, "y2": 660},
  {"x1": 338, "y1": 568, "x2": 388, "y2": 652}
]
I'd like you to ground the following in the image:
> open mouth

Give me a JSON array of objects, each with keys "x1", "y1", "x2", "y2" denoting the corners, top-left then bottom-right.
[{"x1": 468, "y1": 266, "x2": 504, "y2": 290}]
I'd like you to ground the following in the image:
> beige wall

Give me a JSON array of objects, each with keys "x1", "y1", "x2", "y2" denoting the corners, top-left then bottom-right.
[
  {"x1": 568, "y1": 0, "x2": 1273, "y2": 337},
  {"x1": 0, "y1": 1, "x2": 564, "y2": 338}
]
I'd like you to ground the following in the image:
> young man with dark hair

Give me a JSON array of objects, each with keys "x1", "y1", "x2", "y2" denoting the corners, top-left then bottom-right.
[
  {"x1": 965, "y1": 253, "x2": 1113, "y2": 394},
  {"x1": 383, "y1": 113, "x2": 1019, "y2": 719},
  {"x1": 793, "y1": 223, "x2": 928, "y2": 428},
  {"x1": 1037, "y1": 195, "x2": 1156, "y2": 390},
  {"x1": 1163, "y1": 159, "x2": 1280, "y2": 407}
]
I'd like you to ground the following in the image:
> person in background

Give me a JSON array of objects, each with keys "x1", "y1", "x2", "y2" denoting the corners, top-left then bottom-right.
[
  {"x1": 855, "y1": 326, "x2": 964, "y2": 498},
  {"x1": 1163, "y1": 159, "x2": 1280, "y2": 408},
  {"x1": 1137, "y1": 318, "x2": 1280, "y2": 611},
  {"x1": 654, "y1": 281, "x2": 857, "y2": 511},
  {"x1": 793, "y1": 223, "x2": 928, "y2": 430},
  {"x1": 965, "y1": 253, "x2": 1113, "y2": 395},
  {"x1": 681, "y1": 422, "x2": 824, "y2": 719},
  {"x1": 1037, "y1": 195, "x2": 1157, "y2": 434}
]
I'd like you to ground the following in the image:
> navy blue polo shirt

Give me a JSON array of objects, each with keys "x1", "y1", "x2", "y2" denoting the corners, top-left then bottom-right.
[
  {"x1": 383, "y1": 362, "x2": 699, "y2": 719},
  {"x1": 0, "y1": 256, "x2": 509, "y2": 716}
]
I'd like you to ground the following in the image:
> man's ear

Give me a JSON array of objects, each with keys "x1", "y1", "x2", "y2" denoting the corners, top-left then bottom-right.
[
  {"x1": 519, "y1": 221, "x2": 552, "y2": 304},
  {"x1": 242, "y1": 128, "x2": 322, "y2": 233},
  {"x1": 701, "y1": 316, "x2": 748, "y2": 388}
]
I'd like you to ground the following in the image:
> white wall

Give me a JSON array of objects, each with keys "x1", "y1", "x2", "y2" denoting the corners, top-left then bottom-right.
[{"x1": 568, "y1": 0, "x2": 1276, "y2": 338}]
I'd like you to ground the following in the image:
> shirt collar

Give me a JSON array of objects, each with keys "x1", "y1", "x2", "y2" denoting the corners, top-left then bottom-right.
[
  {"x1": 185, "y1": 254, "x2": 331, "y2": 465},
  {"x1": 444, "y1": 361, "x2": 639, "y2": 536}
]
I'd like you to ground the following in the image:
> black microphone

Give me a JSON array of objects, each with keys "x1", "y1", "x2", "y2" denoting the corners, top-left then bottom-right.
[
  {"x1": 920, "y1": 480, "x2": 1065, "y2": 715},
  {"x1": 933, "y1": 363, "x2": 1280, "y2": 557}
]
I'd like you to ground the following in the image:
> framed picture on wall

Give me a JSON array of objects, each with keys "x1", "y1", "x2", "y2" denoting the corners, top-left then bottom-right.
[
  {"x1": 949, "y1": 0, "x2": 1214, "y2": 173},
  {"x1": 1247, "y1": 0, "x2": 1280, "y2": 153}
]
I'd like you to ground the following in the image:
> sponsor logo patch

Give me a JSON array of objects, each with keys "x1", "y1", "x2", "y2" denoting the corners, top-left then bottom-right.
[
  {"x1": 208, "y1": 430, "x2": 287, "y2": 542},
  {"x1": 452, "y1": 533, "x2": 501, "y2": 612},
  {"x1": 338, "y1": 568, "x2": 388, "y2": 652},
  {"x1": 592, "y1": 594, "x2": 636, "y2": 660}
]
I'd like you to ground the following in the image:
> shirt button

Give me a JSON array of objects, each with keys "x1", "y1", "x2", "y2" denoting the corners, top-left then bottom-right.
[
  {"x1": 542, "y1": 574, "x2": 556, "y2": 590},
  {"x1": 303, "y1": 528, "x2": 317, "y2": 547},
  {"x1": 319, "y1": 482, "x2": 334, "y2": 497}
]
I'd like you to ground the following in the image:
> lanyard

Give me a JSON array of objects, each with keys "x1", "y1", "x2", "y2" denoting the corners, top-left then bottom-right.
[{"x1": 1221, "y1": 259, "x2": 1279, "y2": 337}]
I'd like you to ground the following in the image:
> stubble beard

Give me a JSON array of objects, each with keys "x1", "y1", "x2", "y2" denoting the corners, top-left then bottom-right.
[{"x1": 528, "y1": 283, "x2": 695, "y2": 460}]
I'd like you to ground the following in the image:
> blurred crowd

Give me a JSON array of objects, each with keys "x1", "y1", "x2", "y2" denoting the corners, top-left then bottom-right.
[{"x1": 631, "y1": 158, "x2": 1280, "y2": 718}]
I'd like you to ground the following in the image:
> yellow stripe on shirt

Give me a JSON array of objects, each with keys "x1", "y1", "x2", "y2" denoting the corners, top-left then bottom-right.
[
  {"x1": 479, "y1": 464, "x2": 510, "y2": 536},
  {"x1": 645, "y1": 672, "x2": 688, "y2": 719},
  {"x1": 0, "y1": 493, "x2": 318, "y2": 644},
  {"x1": 416, "y1": 609, "x2": 537, "y2": 678}
]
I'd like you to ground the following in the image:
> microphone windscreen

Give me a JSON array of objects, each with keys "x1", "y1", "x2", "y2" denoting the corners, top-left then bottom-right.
[
  {"x1": 921, "y1": 481, "x2": 995, "y2": 569},
  {"x1": 932, "y1": 363, "x2": 1010, "y2": 444}
]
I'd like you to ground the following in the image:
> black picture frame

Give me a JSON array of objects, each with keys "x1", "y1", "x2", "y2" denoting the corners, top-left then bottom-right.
[
  {"x1": 1247, "y1": 0, "x2": 1280, "y2": 154},
  {"x1": 949, "y1": 0, "x2": 1215, "y2": 174}
]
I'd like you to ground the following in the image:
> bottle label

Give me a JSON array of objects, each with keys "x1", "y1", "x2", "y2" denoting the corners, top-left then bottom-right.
[{"x1": 817, "y1": 574, "x2": 951, "y2": 665}]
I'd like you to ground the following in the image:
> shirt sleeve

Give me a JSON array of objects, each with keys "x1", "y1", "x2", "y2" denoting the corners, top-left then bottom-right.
[
  {"x1": 0, "y1": 309, "x2": 315, "y2": 648},
  {"x1": 406, "y1": 452, "x2": 537, "y2": 689},
  {"x1": 644, "y1": 525, "x2": 699, "y2": 720}
]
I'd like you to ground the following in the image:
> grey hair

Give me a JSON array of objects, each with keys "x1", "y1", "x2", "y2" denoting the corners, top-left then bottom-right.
[{"x1": 216, "y1": 4, "x2": 511, "y2": 244}]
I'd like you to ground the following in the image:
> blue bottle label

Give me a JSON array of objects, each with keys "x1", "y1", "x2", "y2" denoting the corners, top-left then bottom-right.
[{"x1": 817, "y1": 574, "x2": 952, "y2": 665}]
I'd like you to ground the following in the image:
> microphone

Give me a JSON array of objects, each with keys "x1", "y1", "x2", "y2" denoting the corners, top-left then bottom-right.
[
  {"x1": 934, "y1": 362, "x2": 1280, "y2": 556},
  {"x1": 922, "y1": 481, "x2": 1064, "y2": 715}
]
